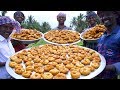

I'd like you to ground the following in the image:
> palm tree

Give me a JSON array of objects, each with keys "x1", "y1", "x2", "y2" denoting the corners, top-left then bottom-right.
[
  {"x1": 27, "y1": 15, "x2": 35, "y2": 24},
  {"x1": 71, "y1": 17, "x2": 77, "y2": 28},
  {"x1": 71, "y1": 13, "x2": 88, "y2": 33},
  {"x1": 1, "y1": 11, "x2": 7, "y2": 16},
  {"x1": 40, "y1": 22, "x2": 51, "y2": 33},
  {"x1": 21, "y1": 15, "x2": 51, "y2": 33},
  {"x1": 22, "y1": 15, "x2": 41, "y2": 30}
]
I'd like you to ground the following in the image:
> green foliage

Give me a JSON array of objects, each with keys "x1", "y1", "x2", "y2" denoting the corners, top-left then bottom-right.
[
  {"x1": 0, "y1": 11, "x2": 7, "y2": 16},
  {"x1": 70, "y1": 13, "x2": 88, "y2": 33},
  {"x1": 27, "y1": 38, "x2": 47, "y2": 48},
  {"x1": 21, "y1": 15, "x2": 51, "y2": 33},
  {"x1": 21, "y1": 15, "x2": 41, "y2": 30},
  {"x1": 76, "y1": 41, "x2": 83, "y2": 46},
  {"x1": 40, "y1": 22, "x2": 51, "y2": 33},
  {"x1": 28, "y1": 38, "x2": 83, "y2": 48}
]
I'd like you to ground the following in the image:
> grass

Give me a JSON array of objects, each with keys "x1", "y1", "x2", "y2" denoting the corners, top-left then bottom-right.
[
  {"x1": 27, "y1": 38, "x2": 47, "y2": 48},
  {"x1": 27, "y1": 39, "x2": 83, "y2": 48},
  {"x1": 77, "y1": 41, "x2": 83, "y2": 46}
]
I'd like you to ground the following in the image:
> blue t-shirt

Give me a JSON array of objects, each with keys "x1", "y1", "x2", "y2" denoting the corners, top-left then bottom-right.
[
  {"x1": 97, "y1": 25, "x2": 120, "y2": 65},
  {"x1": 97, "y1": 25, "x2": 120, "y2": 78}
]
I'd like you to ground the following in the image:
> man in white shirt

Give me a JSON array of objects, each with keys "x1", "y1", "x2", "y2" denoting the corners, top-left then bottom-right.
[{"x1": 0, "y1": 16, "x2": 21, "y2": 79}]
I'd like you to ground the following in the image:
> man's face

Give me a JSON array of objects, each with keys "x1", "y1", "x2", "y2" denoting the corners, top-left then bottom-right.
[
  {"x1": 99, "y1": 12, "x2": 116, "y2": 28},
  {"x1": 57, "y1": 16, "x2": 66, "y2": 24},
  {"x1": 14, "y1": 13, "x2": 25, "y2": 23},
  {"x1": 87, "y1": 16, "x2": 96, "y2": 25},
  {"x1": 0, "y1": 23, "x2": 14, "y2": 39}
]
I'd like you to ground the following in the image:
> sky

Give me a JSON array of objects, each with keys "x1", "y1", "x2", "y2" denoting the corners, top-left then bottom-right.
[{"x1": 5, "y1": 11, "x2": 93, "y2": 29}]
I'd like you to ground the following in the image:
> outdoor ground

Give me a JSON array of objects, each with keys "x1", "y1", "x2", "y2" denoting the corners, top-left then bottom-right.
[{"x1": 27, "y1": 39, "x2": 83, "y2": 48}]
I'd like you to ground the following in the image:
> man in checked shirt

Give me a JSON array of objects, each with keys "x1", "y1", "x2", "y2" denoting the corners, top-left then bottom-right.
[{"x1": 96, "y1": 11, "x2": 120, "y2": 79}]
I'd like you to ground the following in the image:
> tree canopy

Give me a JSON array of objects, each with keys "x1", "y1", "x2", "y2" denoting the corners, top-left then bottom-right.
[
  {"x1": 71, "y1": 13, "x2": 88, "y2": 33},
  {"x1": 21, "y1": 15, "x2": 51, "y2": 33}
]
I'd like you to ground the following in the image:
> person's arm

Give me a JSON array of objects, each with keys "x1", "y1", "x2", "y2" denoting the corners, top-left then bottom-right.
[
  {"x1": 104, "y1": 65, "x2": 116, "y2": 72},
  {"x1": 113, "y1": 62, "x2": 120, "y2": 75}
]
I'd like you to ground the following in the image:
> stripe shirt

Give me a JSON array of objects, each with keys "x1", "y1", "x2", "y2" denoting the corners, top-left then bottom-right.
[
  {"x1": 0, "y1": 35, "x2": 15, "y2": 62},
  {"x1": 0, "y1": 35, "x2": 15, "y2": 79}
]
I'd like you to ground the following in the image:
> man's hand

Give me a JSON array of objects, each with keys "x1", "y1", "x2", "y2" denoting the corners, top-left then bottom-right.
[
  {"x1": 0, "y1": 62, "x2": 6, "y2": 67},
  {"x1": 105, "y1": 65, "x2": 116, "y2": 72}
]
